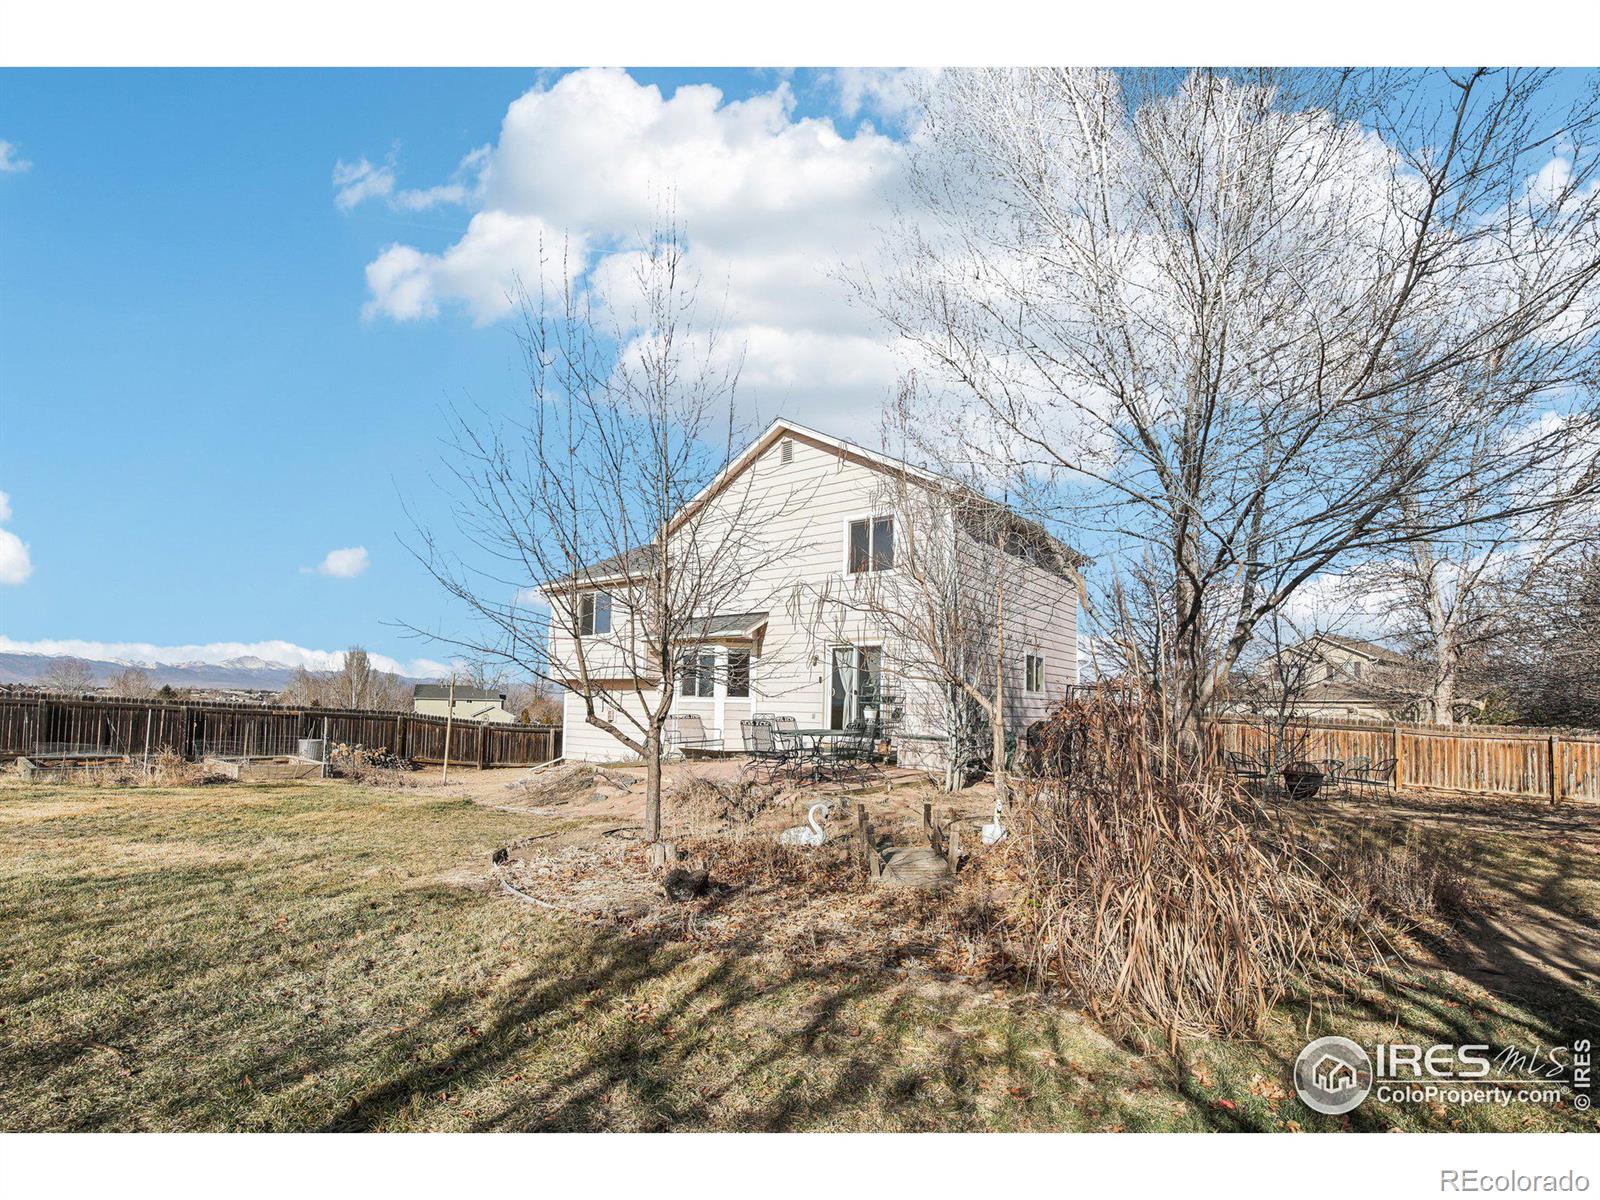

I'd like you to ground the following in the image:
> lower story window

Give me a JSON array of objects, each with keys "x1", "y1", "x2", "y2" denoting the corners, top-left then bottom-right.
[
  {"x1": 1026, "y1": 653, "x2": 1045, "y2": 694},
  {"x1": 727, "y1": 650, "x2": 750, "y2": 698},
  {"x1": 678, "y1": 650, "x2": 715, "y2": 698}
]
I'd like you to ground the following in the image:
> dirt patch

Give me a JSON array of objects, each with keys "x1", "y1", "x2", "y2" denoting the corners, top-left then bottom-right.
[
  {"x1": 1288, "y1": 797, "x2": 1600, "y2": 1028},
  {"x1": 493, "y1": 811, "x2": 1011, "y2": 984},
  {"x1": 1319, "y1": 791, "x2": 1600, "y2": 845}
]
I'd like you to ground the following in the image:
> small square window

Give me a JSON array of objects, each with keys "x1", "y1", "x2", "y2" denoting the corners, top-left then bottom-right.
[{"x1": 578, "y1": 592, "x2": 612, "y2": 636}]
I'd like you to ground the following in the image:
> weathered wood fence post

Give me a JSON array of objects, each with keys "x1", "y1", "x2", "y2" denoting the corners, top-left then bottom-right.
[{"x1": 1550, "y1": 735, "x2": 1563, "y2": 806}]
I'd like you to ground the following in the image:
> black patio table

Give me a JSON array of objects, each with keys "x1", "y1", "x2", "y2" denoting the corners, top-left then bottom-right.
[{"x1": 782, "y1": 728, "x2": 859, "y2": 781}]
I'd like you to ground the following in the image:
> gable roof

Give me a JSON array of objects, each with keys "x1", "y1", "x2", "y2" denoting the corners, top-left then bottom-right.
[
  {"x1": 566, "y1": 418, "x2": 1087, "y2": 586},
  {"x1": 1302, "y1": 634, "x2": 1412, "y2": 667}
]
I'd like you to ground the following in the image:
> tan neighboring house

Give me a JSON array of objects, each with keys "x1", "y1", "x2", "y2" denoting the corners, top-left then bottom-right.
[
  {"x1": 1241, "y1": 633, "x2": 1486, "y2": 722},
  {"x1": 542, "y1": 419, "x2": 1084, "y2": 767},
  {"x1": 412, "y1": 684, "x2": 518, "y2": 724}
]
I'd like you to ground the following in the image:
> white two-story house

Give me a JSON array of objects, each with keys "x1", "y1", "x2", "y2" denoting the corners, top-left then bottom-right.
[{"x1": 543, "y1": 419, "x2": 1083, "y2": 769}]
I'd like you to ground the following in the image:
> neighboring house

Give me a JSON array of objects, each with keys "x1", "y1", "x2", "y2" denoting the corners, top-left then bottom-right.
[
  {"x1": 412, "y1": 684, "x2": 518, "y2": 724},
  {"x1": 542, "y1": 419, "x2": 1084, "y2": 766},
  {"x1": 1239, "y1": 633, "x2": 1487, "y2": 723}
]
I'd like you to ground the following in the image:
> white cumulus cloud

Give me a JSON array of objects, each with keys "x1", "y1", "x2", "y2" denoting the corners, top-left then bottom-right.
[
  {"x1": 0, "y1": 140, "x2": 31, "y2": 173},
  {"x1": 303, "y1": 546, "x2": 370, "y2": 578},
  {"x1": 0, "y1": 491, "x2": 32, "y2": 586},
  {"x1": 334, "y1": 144, "x2": 487, "y2": 214},
  {"x1": 347, "y1": 68, "x2": 915, "y2": 436},
  {"x1": 820, "y1": 68, "x2": 935, "y2": 127},
  {"x1": 332, "y1": 155, "x2": 395, "y2": 210}
]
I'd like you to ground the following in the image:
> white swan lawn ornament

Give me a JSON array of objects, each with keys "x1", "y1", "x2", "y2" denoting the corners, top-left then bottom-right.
[
  {"x1": 980, "y1": 796, "x2": 1007, "y2": 845},
  {"x1": 779, "y1": 802, "x2": 832, "y2": 848}
]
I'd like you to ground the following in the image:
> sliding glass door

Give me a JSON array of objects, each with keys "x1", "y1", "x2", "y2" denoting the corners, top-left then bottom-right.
[{"x1": 827, "y1": 646, "x2": 882, "y2": 730}]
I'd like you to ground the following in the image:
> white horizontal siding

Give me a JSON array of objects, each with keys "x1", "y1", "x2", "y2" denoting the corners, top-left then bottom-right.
[{"x1": 554, "y1": 430, "x2": 1080, "y2": 756}]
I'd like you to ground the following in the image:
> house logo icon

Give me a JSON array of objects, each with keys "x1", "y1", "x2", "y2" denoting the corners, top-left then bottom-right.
[{"x1": 1294, "y1": 1036, "x2": 1373, "y2": 1115}]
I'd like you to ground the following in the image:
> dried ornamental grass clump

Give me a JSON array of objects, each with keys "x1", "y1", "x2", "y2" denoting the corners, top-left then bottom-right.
[
  {"x1": 664, "y1": 772, "x2": 775, "y2": 836},
  {"x1": 1004, "y1": 686, "x2": 1358, "y2": 1040}
]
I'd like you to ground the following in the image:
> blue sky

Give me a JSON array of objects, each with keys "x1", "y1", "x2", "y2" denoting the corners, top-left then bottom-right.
[
  {"x1": 4, "y1": 67, "x2": 1592, "y2": 676},
  {"x1": 0, "y1": 68, "x2": 916, "y2": 675}
]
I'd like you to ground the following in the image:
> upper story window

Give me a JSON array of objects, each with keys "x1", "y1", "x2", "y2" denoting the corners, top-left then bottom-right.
[
  {"x1": 848, "y1": 516, "x2": 895, "y2": 574},
  {"x1": 1026, "y1": 653, "x2": 1045, "y2": 694},
  {"x1": 578, "y1": 591, "x2": 612, "y2": 637}
]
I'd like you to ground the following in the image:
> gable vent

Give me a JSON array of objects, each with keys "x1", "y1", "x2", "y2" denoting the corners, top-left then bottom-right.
[{"x1": 779, "y1": 438, "x2": 794, "y2": 465}]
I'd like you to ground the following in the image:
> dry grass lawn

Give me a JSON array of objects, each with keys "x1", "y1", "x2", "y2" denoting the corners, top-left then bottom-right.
[{"x1": 1, "y1": 777, "x2": 1595, "y2": 1132}]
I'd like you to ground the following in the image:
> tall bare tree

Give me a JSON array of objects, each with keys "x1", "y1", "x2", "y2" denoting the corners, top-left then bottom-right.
[
  {"x1": 276, "y1": 653, "x2": 408, "y2": 712},
  {"x1": 278, "y1": 667, "x2": 327, "y2": 708},
  {"x1": 338, "y1": 645, "x2": 376, "y2": 709},
  {"x1": 106, "y1": 666, "x2": 155, "y2": 699},
  {"x1": 857, "y1": 68, "x2": 1600, "y2": 750},
  {"x1": 1340, "y1": 417, "x2": 1596, "y2": 723},
  {"x1": 1486, "y1": 538, "x2": 1600, "y2": 726},
  {"x1": 41, "y1": 657, "x2": 95, "y2": 693},
  {"x1": 414, "y1": 224, "x2": 805, "y2": 842}
]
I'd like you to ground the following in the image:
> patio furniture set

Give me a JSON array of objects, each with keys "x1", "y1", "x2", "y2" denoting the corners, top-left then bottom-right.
[
  {"x1": 1223, "y1": 750, "x2": 1397, "y2": 800},
  {"x1": 740, "y1": 716, "x2": 882, "y2": 784}
]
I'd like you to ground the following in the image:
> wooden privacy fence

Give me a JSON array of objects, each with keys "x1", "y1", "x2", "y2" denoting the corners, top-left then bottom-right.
[
  {"x1": 0, "y1": 693, "x2": 561, "y2": 769},
  {"x1": 1213, "y1": 716, "x2": 1600, "y2": 803}
]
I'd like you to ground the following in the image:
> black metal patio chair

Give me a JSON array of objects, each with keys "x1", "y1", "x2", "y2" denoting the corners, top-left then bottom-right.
[
  {"x1": 823, "y1": 730, "x2": 878, "y2": 784},
  {"x1": 1224, "y1": 750, "x2": 1268, "y2": 784},
  {"x1": 1344, "y1": 755, "x2": 1397, "y2": 799},
  {"x1": 740, "y1": 719, "x2": 794, "y2": 782}
]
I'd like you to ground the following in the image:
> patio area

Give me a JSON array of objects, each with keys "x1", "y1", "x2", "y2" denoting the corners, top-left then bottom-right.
[{"x1": 663, "y1": 713, "x2": 925, "y2": 787}]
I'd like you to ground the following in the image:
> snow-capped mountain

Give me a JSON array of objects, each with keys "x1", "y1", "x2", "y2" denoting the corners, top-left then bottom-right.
[{"x1": 0, "y1": 652, "x2": 433, "y2": 690}]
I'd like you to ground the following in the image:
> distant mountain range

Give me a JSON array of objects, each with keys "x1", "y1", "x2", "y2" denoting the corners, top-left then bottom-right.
[{"x1": 0, "y1": 652, "x2": 432, "y2": 691}]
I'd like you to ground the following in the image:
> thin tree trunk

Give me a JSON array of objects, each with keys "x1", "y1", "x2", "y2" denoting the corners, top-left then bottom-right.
[
  {"x1": 992, "y1": 576, "x2": 1009, "y2": 813},
  {"x1": 1173, "y1": 564, "x2": 1210, "y2": 756},
  {"x1": 644, "y1": 724, "x2": 663, "y2": 843}
]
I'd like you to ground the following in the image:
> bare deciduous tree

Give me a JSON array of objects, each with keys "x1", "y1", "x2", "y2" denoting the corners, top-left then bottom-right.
[
  {"x1": 1340, "y1": 418, "x2": 1596, "y2": 723},
  {"x1": 1486, "y1": 538, "x2": 1600, "y2": 726},
  {"x1": 41, "y1": 657, "x2": 95, "y2": 693},
  {"x1": 278, "y1": 666, "x2": 326, "y2": 708},
  {"x1": 414, "y1": 224, "x2": 806, "y2": 842},
  {"x1": 505, "y1": 680, "x2": 562, "y2": 725},
  {"x1": 276, "y1": 652, "x2": 408, "y2": 712},
  {"x1": 339, "y1": 645, "x2": 375, "y2": 710},
  {"x1": 858, "y1": 68, "x2": 1600, "y2": 750},
  {"x1": 106, "y1": 666, "x2": 155, "y2": 699},
  {"x1": 814, "y1": 408, "x2": 1080, "y2": 814}
]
